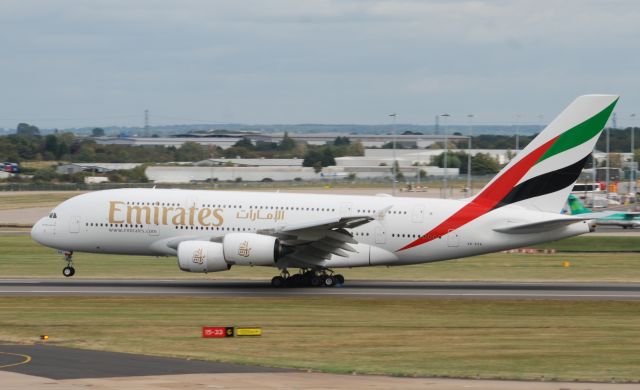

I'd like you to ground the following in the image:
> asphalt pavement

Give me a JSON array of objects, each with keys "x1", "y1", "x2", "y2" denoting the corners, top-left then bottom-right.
[
  {"x1": 1, "y1": 279, "x2": 640, "y2": 300},
  {"x1": 0, "y1": 343, "x2": 287, "y2": 380}
]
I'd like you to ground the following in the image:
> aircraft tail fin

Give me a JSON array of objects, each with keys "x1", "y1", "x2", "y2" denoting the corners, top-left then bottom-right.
[
  {"x1": 471, "y1": 95, "x2": 618, "y2": 213},
  {"x1": 566, "y1": 194, "x2": 592, "y2": 215}
]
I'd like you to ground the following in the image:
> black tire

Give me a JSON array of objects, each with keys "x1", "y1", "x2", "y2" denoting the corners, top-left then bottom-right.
[
  {"x1": 335, "y1": 274, "x2": 345, "y2": 285},
  {"x1": 310, "y1": 276, "x2": 322, "y2": 287},
  {"x1": 324, "y1": 276, "x2": 336, "y2": 287},
  {"x1": 291, "y1": 274, "x2": 306, "y2": 287},
  {"x1": 63, "y1": 266, "x2": 74, "y2": 277},
  {"x1": 271, "y1": 276, "x2": 285, "y2": 288}
]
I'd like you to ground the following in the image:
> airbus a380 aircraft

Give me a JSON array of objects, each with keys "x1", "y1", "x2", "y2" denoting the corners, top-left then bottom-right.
[{"x1": 32, "y1": 95, "x2": 617, "y2": 287}]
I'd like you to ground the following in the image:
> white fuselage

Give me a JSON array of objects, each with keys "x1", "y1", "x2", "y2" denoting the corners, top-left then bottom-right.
[{"x1": 31, "y1": 188, "x2": 591, "y2": 269}]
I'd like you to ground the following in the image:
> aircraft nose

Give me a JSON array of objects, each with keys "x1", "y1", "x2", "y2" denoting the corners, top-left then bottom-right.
[{"x1": 31, "y1": 218, "x2": 47, "y2": 245}]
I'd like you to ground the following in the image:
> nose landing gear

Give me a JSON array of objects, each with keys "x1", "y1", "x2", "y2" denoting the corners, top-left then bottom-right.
[{"x1": 62, "y1": 251, "x2": 75, "y2": 277}]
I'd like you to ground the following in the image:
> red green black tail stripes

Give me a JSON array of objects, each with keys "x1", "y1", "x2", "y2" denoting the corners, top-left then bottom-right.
[
  {"x1": 399, "y1": 136, "x2": 558, "y2": 251},
  {"x1": 398, "y1": 97, "x2": 617, "y2": 252},
  {"x1": 493, "y1": 154, "x2": 590, "y2": 209},
  {"x1": 537, "y1": 100, "x2": 616, "y2": 162}
]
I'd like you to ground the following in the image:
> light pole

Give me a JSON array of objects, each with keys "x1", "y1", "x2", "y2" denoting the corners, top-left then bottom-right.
[
  {"x1": 631, "y1": 113, "x2": 636, "y2": 196},
  {"x1": 606, "y1": 123, "x2": 610, "y2": 199},
  {"x1": 515, "y1": 114, "x2": 521, "y2": 152},
  {"x1": 467, "y1": 114, "x2": 474, "y2": 195},
  {"x1": 389, "y1": 113, "x2": 397, "y2": 196},
  {"x1": 440, "y1": 113, "x2": 450, "y2": 198},
  {"x1": 416, "y1": 133, "x2": 421, "y2": 188}
]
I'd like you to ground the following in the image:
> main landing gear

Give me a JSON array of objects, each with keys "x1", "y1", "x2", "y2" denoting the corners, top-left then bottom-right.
[
  {"x1": 62, "y1": 251, "x2": 75, "y2": 277},
  {"x1": 271, "y1": 269, "x2": 344, "y2": 288}
]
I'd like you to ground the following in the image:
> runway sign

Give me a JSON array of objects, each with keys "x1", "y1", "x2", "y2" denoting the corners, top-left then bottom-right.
[
  {"x1": 235, "y1": 327, "x2": 262, "y2": 337},
  {"x1": 202, "y1": 326, "x2": 234, "y2": 338}
]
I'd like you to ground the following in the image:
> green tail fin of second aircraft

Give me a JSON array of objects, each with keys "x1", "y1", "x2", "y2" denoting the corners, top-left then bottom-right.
[{"x1": 567, "y1": 194, "x2": 591, "y2": 215}]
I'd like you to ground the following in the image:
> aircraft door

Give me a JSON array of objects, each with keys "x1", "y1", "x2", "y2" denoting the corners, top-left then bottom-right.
[
  {"x1": 374, "y1": 226, "x2": 387, "y2": 244},
  {"x1": 340, "y1": 202, "x2": 353, "y2": 216},
  {"x1": 411, "y1": 204, "x2": 425, "y2": 223},
  {"x1": 69, "y1": 216, "x2": 81, "y2": 234},
  {"x1": 447, "y1": 229, "x2": 459, "y2": 247}
]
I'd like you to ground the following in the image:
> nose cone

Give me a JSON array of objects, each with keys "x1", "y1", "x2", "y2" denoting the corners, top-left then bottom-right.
[{"x1": 31, "y1": 218, "x2": 48, "y2": 246}]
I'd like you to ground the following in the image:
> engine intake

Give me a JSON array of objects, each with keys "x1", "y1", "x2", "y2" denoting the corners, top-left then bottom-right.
[
  {"x1": 223, "y1": 233, "x2": 282, "y2": 266},
  {"x1": 177, "y1": 241, "x2": 230, "y2": 273}
]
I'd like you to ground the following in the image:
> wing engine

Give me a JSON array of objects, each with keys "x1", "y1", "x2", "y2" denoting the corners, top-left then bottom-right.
[{"x1": 177, "y1": 233, "x2": 285, "y2": 272}]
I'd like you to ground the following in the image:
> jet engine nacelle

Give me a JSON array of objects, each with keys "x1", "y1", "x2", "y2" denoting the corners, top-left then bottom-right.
[
  {"x1": 222, "y1": 233, "x2": 282, "y2": 266},
  {"x1": 177, "y1": 240, "x2": 230, "y2": 273}
]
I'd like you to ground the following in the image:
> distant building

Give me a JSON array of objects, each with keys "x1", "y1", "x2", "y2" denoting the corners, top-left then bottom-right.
[
  {"x1": 95, "y1": 133, "x2": 466, "y2": 150},
  {"x1": 84, "y1": 176, "x2": 110, "y2": 184},
  {"x1": 364, "y1": 148, "x2": 511, "y2": 165},
  {"x1": 195, "y1": 158, "x2": 304, "y2": 167},
  {"x1": 55, "y1": 163, "x2": 143, "y2": 175},
  {"x1": 326, "y1": 161, "x2": 459, "y2": 179},
  {"x1": 146, "y1": 166, "x2": 318, "y2": 183}
]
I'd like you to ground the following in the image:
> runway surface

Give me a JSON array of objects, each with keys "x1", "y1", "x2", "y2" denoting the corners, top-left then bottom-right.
[{"x1": 1, "y1": 279, "x2": 640, "y2": 300}]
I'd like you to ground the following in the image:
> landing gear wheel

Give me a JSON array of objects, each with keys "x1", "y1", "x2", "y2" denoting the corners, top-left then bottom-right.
[
  {"x1": 334, "y1": 274, "x2": 345, "y2": 285},
  {"x1": 62, "y1": 266, "x2": 75, "y2": 277},
  {"x1": 62, "y1": 251, "x2": 74, "y2": 278},
  {"x1": 310, "y1": 276, "x2": 322, "y2": 287},
  {"x1": 271, "y1": 276, "x2": 285, "y2": 288},
  {"x1": 287, "y1": 274, "x2": 303, "y2": 287},
  {"x1": 324, "y1": 276, "x2": 336, "y2": 287}
]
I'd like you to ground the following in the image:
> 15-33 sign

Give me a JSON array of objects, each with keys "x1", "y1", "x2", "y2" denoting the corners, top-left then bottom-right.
[{"x1": 202, "y1": 326, "x2": 234, "y2": 338}]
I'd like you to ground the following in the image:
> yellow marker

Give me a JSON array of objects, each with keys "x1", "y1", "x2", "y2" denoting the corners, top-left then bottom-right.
[
  {"x1": 235, "y1": 327, "x2": 262, "y2": 336},
  {"x1": 562, "y1": 261, "x2": 571, "y2": 268},
  {"x1": 40, "y1": 335, "x2": 49, "y2": 340}
]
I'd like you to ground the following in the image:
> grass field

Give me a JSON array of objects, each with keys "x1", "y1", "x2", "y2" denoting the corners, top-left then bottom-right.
[
  {"x1": 0, "y1": 191, "x2": 83, "y2": 210},
  {"x1": 0, "y1": 296, "x2": 638, "y2": 382},
  {"x1": 531, "y1": 236, "x2": 640, "y2": 252},
  {"x1": 2, "y1": 235, "x2": 639, "y2": 282},
  {"x1": 2, "y1": 223, "x2": 640, "y2": 382}
]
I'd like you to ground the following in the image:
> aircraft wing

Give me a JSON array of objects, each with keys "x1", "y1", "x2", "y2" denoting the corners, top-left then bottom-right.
[
  {"x1": 259, "y1": 215, "x2": 374, "y2": 235},
  {"x1": 581, "y1": 211, "x2": 639, "y2": 220},
  {"x1": 154, "y1": 208, "x2": 390, "y2": 262},
  {"x1": 584, "y1": 211, "x2": 620, "y2": 219},
  {"x1": 493, "y1": 216, "x2": 594, "y2": 234},
  {"x1": 258, "y1": 207, "x2": 391, "y2": 266}
]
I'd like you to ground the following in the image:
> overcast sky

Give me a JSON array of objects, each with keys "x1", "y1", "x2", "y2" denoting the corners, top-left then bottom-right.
[{"x1": 1, "y1": 0, "x2": 639, "y2": 129}]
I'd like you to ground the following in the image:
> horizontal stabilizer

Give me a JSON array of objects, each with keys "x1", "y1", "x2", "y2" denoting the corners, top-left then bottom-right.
[{"x1": 493, "y1": 217, "x2": 593, "y2": 234}]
